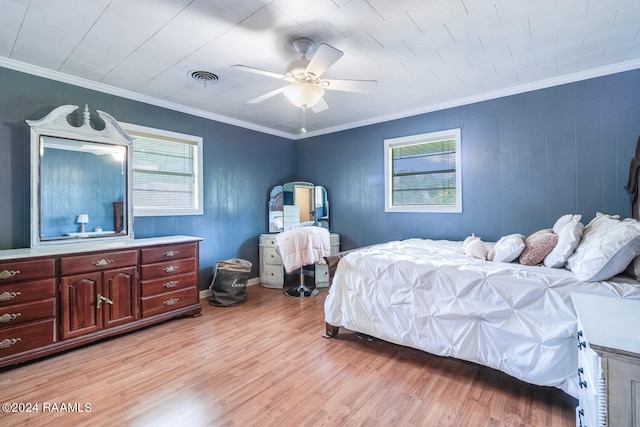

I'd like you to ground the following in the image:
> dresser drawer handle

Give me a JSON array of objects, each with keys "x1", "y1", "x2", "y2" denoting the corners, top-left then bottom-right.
[
  {"x1": 0, "y1": 338, "x2": 21, "y2": 349},
  {"x1": 163, "y1": 266, "x2": 179, "y2": 273},
  {"x1": 96, "y1": 294, "x2": 114, "y2": 309},
  {"x1": 92, "y1": 259, "x2": 114, "y2": 267},
  {"x1": 164, "y1": 298, "x2": 179, "y2": 306},
  {"x1": 0, "y1": 270, "x2": 20, "y2": 280},
  {"x1": 163, "y1": 250, "x2": 179, "y2": 257},
  {"x1": 0, "y1": 313, "x2": 21, "y2": 324},
  {"x1": 163, "y1": 281, "x2": 179, "y2": 288},
  {"x1": 0, "y1": 291, "x2": 21, "y2": 302}
]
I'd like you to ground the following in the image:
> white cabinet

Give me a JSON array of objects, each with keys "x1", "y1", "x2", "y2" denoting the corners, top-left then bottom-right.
[
  {"x1": 572, "y1": 293, "x2": 640, "y2": 427},
  {"x1": 259, "y1": 233, "x2": 340, "y2": 289}
]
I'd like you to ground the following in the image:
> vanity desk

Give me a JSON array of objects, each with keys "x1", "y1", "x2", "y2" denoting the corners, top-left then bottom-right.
[
  {"x1": 261, "y1": 181, "x2": 340, "y2": 290},
  {"x1": 0, "y1": 235, "x2": 202, "y2": 368},
  {"x1": 259, "y1": 232, "x2": 340, "y2": 288}
]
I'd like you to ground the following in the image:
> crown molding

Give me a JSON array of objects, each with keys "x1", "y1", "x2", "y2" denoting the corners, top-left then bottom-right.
[
  {"x1": 297, "y1": 58, "x2": 640, "y2": 139},
  {"x1": 0, "y1": 57, "x2": 296, "y2": 140},
  {"x1": 2, "y1": 56, "x2": 639, "y2": 141}
]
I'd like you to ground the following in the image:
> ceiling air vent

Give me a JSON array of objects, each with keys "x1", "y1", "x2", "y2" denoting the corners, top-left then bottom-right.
[{"x1": 189, "y1": 70, "x2": 219, "y2": 87}]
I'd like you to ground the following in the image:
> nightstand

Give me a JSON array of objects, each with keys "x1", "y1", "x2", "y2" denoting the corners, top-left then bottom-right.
[{"x1": 572, "y1": 293, "x2": 640, "y2": 427}]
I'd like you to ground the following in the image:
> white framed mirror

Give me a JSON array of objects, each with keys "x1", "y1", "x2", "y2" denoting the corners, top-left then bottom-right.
[
  {"x1": 27, "y1": 105, "x2": 134, "y2": 247},
  {"x1": 268, "y1": 181, "x2": 329, "y2": 232}
]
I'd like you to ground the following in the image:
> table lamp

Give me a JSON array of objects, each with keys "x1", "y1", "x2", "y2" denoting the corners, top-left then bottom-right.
[{"x1": 77, "y1": 214, "x2": 89, "y2": 233}]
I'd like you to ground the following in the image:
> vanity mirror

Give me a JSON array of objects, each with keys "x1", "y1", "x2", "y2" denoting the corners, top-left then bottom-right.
[
  {"x1": 268, "y1": 181, "x2": 329, "y2": 232},
  {"x1": 28, "y1": 105, "x2": 134, "y2": 247}
]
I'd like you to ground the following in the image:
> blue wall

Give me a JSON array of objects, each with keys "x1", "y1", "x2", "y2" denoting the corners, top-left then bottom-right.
[
  {"x1": 0, "y1": 66, "x2": 296, "y2": 287},
  {"x1": 298, "y1": 69, "x2": 640, "y2": 250},
  {"x1": 1, "y1": 65, "x2": 639, "y2": 287}
]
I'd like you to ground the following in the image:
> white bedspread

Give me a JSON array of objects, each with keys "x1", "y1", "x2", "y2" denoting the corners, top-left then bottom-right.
[
  {"x1": 275, "y1": 226, "x2": 330, "y2": 273},
  {"x1": 324, "y1": 238, "x2": 640, "y2": 398}
]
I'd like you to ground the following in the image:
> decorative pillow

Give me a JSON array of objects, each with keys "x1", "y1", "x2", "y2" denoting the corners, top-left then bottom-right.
[
  {"x1": 544, "y1": 217, "x2": 585, "y2": 268},
  {"x1": 519, "y1": 229, "x2": 558, "y2": 266},
  {"x1": 488, "y1": 234, "x2": 526, "y2": 263},
  {"x1": 551, "y1": 214, "x2": 581, "y2": 234},
  {"x1": 566, "y1": 213, "x2": 640, "y2": 281}
]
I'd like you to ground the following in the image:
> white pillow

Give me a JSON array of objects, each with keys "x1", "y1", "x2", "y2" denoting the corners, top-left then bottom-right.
[
  {"x1": 552, "y1": 214, "x2": 581, "y2": 234},
  {"x1": 488, "y1": 234, "x2": 526, "y2": 263},
  {"x1": 544, "y1": 216, "x2": 584, "y2": 268},
  {"x1": 566, "y1": 213, "x2": 640, "y2": 281}
]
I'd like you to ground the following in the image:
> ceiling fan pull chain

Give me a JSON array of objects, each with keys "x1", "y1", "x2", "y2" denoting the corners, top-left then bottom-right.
[{"x1": 301, "y1": 107, "x2": 307, "y2": 133}]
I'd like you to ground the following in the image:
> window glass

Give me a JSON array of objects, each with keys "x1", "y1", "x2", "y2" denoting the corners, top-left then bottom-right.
[
  {"x1": 385, "y1": 129, "x2": 461, "y2": 213},
  {"x1": 122, "y1": 123, "x2": 203, "y2": 216}
]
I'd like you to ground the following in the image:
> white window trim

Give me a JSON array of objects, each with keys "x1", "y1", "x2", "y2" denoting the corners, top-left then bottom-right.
[
  {"x1": 121, "y1": 122, "x2": 204, "y2": 217},
  {"x1": 384, "y1": 128, "x2": 462, "y2": 213}
]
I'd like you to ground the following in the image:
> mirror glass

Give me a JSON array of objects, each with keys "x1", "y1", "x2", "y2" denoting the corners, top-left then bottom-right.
[
  {"x1": 268, "y1": 181, "x2": 329, "y2": 232},
  {"x1": 38, "y1": 137, "x2": 128, "y2": 242},
  {"x1": 28, "y1": 105, "x2": 133, "y2": 247}
]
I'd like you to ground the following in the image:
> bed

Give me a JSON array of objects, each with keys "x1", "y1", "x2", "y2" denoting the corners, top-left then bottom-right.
[{"x1": 323, "y1": 135, "x2": 640, "y2": 399}]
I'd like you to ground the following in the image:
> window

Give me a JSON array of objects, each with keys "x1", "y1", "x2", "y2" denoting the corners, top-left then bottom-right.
[
  {"x1": 384, "y1": 128, "x2": 461, "y2": 213},
  {"x1": 122, "y1": 123, "x2": 203, "y2": 217}
]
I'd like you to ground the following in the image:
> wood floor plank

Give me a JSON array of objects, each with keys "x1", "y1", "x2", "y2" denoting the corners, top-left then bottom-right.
[{"x1": 0, "y1": 285, "x2": 576, "y2": 426}]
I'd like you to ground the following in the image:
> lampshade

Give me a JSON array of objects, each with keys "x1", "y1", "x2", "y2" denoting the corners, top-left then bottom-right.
[
  {"x1": 76, "y1": 214, "x2": 89, "y2": 224},
  {"x1": 283, "y1": 83, "x2": 325, "y2": 109}
]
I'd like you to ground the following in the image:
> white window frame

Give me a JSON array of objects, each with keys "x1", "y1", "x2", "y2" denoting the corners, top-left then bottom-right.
[
  {"x1": 384, "y1": 128, "x2": 462, "y2": 213},
  {"x1": 121, "y1": 122, "x2": 204, "y2": 217}
]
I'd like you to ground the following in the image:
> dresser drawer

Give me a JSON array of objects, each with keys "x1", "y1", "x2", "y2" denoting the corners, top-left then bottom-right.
[
  {"x1": 259, "y1": 234, "x2": 277, "y2": 247},
  {"x1": 140, "y1": 287, "x2": 198, "y2": 318},
  {"x1": 0, "y1": 318, "x2": 56, "y2": 357},
  {"x1": 0, "y1": 278, "x2": 56, "y2": 307},
  {"x1": 60, "y1": 250, "x2": 138, "y2": 276},
  {"x1": 261, "y1": 264, "x2": 284, "y2": 286},
  {"x1": 261, "y1": 246, "x2": 282, "y2": 266},
  {"x1": 140, "y1": 272, "x2": 198, "y2": 297},
  {"x1": 140, "y1": 243, "x2": 198, "y2": 264},
  {"x1": 0, "y1": 299, "x2": 56, "y2": 329},
  {"x1": 139, "y1": 258, "x2": 197, "y2": 280},
  {"x1": 0, "y1": 258, "x2": 55, "y2": 284},
  {"x1": 315, "y1": 264, "x2": 329, "y2": 287}
]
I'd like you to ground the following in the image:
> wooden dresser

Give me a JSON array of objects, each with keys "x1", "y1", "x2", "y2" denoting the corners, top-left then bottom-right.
[
  {"x1": 572, "y1": 293, "x2": 640, "y2": 427},
  {"x1": 0, "y1": 236, "x2": 202, "y2": 368}
]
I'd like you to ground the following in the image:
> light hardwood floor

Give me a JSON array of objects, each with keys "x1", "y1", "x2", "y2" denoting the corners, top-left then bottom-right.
[{"x1": 0, "y1": 285, "x2": 576, "y2": 427}]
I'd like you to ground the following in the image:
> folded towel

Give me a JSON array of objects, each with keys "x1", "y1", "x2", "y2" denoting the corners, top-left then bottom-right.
[{"x1": 275, "y1": 226, "x2": 331, "y2": 273}]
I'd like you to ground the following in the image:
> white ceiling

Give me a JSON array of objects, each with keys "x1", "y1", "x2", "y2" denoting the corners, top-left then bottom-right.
[{"x1": 1, "y1": 0, "x2": 639, "y2": 139}]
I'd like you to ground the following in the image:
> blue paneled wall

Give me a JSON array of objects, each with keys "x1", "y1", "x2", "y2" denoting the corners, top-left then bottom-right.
[
  {"x1": 0, "y1": 67, "x2": 296, "y2": 287},
  {"x1": 1, "y1": 65, "x2": 639, "y2": 287},
  {"x1": 298, "y1": 70, "x2": 640, "y2": 250}
]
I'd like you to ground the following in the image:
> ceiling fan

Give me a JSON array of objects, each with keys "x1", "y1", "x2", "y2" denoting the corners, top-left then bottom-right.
[{"x1": 232, "y1": 38, "x2": 378, "y2": 114}]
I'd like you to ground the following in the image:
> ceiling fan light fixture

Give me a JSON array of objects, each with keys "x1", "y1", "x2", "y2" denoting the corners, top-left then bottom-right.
[{"x1": 283, "y1": 83, "x2": 325, "y2": 109}]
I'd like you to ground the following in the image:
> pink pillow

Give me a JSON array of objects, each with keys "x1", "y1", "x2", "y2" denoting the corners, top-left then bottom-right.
[{"x1": 519, "y1": 229, "x2": 559, "y2": 266}]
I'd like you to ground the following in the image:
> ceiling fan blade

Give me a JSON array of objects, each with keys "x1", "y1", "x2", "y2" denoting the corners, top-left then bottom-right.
[
  {"x1": 322, "y1": 78, "x2": 378, "y2": 93},
  {"x1": 311, "y1": 97, "x2": 329, "y2": 113},
  {"x1": 305, "y1": 44, "x2": 343, "y2": 78},
  {"x1": 231, "y1": 64, "x2": 290, "y2": 81},
  {"x1": 247, "y1": 87, "x2": 285, "y2": 104}
]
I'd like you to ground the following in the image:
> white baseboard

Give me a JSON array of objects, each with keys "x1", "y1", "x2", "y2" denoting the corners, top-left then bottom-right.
[{"x1": 199, "y1": 276, "x2": 260, "y2": 300}]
